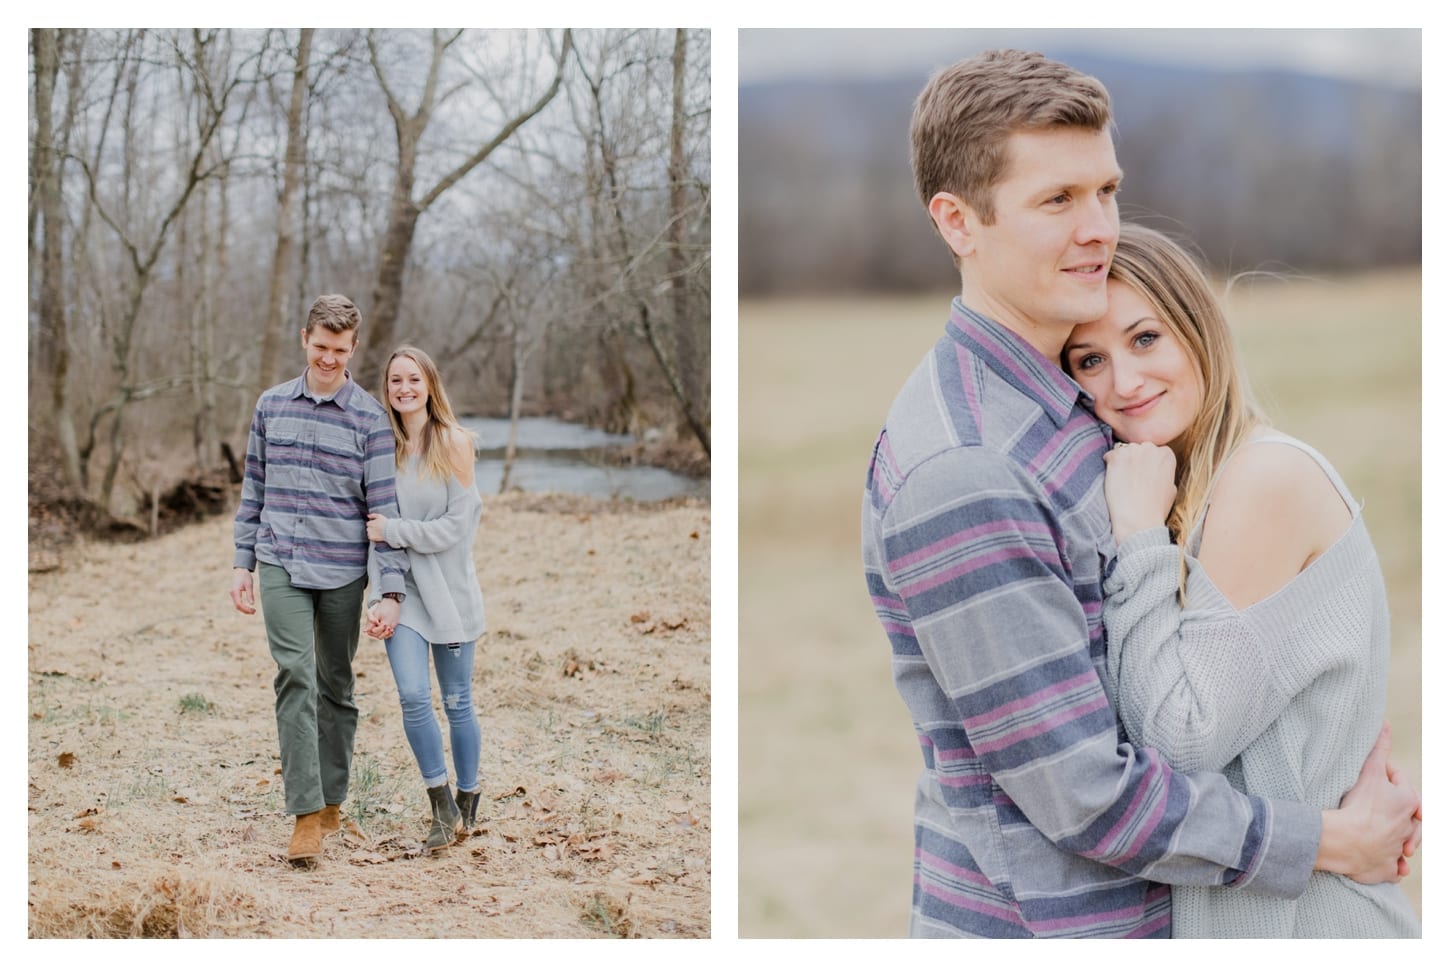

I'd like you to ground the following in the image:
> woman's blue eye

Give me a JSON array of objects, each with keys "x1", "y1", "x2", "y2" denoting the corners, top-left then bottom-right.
[
  {"x1": 1133, "y1": 332, "x2": 1158, "y2": 349},
  {"x1": 1076, "y1": 354, "x2": 1102, "y2": 371}
]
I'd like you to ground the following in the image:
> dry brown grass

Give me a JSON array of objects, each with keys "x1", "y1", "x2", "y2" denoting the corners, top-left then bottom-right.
[
  {"x1": 739, "y1": 269, "x2": 1421, "y2": 937},
  {"x1": 28, "y1": 492, "x2": 710, "y2": 938}
]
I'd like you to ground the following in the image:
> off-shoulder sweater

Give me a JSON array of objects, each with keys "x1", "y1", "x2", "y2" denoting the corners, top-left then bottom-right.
[{"x1": 1103, "y1": 429, "x2": 1419, "y2": 937}]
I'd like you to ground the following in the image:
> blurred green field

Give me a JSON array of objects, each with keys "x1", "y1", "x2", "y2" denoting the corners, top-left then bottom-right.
[{"x1": 738, "y1": 269, "x2": 1422, "y2": 938}]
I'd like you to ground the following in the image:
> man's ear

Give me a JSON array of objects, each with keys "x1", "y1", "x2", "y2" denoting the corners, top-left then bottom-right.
[{"x1": 927, "y1": 191, "x2": 978, "y2": 259}]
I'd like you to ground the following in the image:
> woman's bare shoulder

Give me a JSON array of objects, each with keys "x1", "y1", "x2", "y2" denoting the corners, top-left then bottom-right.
[
  {"x1": 1198, "y1": 439, "x2": 1350, "y2": 608},
  {"x1": 445, "y1": 426, "x2": 477, "y2": 486}
]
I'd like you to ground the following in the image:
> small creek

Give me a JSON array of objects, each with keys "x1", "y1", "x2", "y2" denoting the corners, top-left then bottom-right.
[{"x1": 458, "y1": 416, "x2": 706, "y2": 503}]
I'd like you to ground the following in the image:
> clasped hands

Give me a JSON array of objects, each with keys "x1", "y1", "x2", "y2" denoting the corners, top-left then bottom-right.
[
  {"x1": 366, "y1": 596, "x2": 400, "y2": 640},
  {"x1": 364, "y1": 512, "x2": 396, "y2": 639}
]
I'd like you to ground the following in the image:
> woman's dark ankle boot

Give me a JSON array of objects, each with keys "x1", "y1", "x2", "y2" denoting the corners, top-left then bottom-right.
[
  {"x1": 425, "y1": 783, "x2": 463, "y2": 852},
  {"x1": 455, "y1": 788, "x2": 480, "y2": 839}
]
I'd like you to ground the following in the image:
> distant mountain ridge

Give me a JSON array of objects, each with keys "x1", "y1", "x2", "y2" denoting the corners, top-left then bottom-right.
[{"x1": 739, "y1": 51, "x2": 1421, "y2": 295}]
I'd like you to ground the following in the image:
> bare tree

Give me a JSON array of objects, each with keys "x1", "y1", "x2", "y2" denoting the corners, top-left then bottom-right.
[
  {"x1": 569, "y1": 29, "x2": 710, "y2": 453},
  {"x1": 31, "y1": 29, "x2": 85, "y2": 490},
  {"x1": 356, "y1": 28, "x2": 573, "y2": 387},
  {"x1": 668, "y1": 28, "x2": 708, "y2": 454},
  {"x1": 254, "y1": 28, "x2": 313, "y2": 405},
  {"x1": 72, "y1": 30, "x2": 255, "y2": 507}
]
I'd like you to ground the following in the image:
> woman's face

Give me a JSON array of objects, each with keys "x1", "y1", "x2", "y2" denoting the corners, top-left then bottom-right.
[
  {"x1": 1064, "y1": 279, "x2": 1204, "y2": 446},
  {"x1": 386, "y1": 355, "x2": 430, "y2": 419}
]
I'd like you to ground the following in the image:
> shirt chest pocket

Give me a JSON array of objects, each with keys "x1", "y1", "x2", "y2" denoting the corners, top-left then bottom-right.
[{"x1": 266, "y1": 427, "x2": 304, "y2": 464}]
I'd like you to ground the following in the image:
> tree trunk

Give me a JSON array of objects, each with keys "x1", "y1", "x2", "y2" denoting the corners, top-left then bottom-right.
[
  {"x1": 254, "y1": 28, "x2": 312, "y2": 410},
  {"x1": 499, "y1": 335, "x2": 526, "y2": 494},
  {"x1": 667, "y1": 29, "x2": 706, "y2": 454},
  {"x1": 361, "y1": 180, "x2": 419, "y2": 387},
  {"x1": 33, "y1": 29, "x2": 85, "y2": 491}
]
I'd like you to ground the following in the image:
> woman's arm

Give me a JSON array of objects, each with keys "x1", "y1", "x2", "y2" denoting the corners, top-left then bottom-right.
[
  {"x1": 1103, "y1": 443, "x2": 1348, "y2": 773},
  {"x1": 374, "y1": 429, "x2": 481, "y2": 554}
]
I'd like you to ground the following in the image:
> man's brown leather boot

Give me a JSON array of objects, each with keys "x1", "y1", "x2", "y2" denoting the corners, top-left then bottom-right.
[
  {"x1": 288, "y1": 810, "x2": 323, "y2": 864},
  {"x1": 319, "y1": 803, "x2": 343, "y2": 839}
]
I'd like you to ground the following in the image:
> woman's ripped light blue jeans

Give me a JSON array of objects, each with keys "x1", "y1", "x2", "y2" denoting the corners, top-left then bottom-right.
[{"x1": 383, "y1": 624, "x2": 480, "y2": 792}]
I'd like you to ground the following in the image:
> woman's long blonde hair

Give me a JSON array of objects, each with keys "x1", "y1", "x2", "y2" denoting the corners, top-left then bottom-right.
[
  {"x1": 1106, "y1": 223, "x2": 1267, "y2": 587},
  {"x1": 380, "y1": 346, "x2": 466, "y2": 481}
]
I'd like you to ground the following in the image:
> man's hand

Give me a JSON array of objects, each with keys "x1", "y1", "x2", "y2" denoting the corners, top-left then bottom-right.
[
  {"x1": 1387, "y1": 756, "x2": 1423, "y2": 876},
  {"x1": 1316, "y1": 722, "x2": 1421, "y2": 883},
  {"x1": 366, "y1": 597, "x2": 400, "y2": 639},
  {"x1": 230, "y1": 567, "x2": 256, "y2": 615}
]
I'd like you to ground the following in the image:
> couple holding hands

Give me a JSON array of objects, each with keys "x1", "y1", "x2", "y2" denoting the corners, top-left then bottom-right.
[{"x1": 229, "y1": 294, "x2": 485, "y2": 865}]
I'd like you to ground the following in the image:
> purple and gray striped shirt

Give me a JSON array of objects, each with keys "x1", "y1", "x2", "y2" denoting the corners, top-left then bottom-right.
[
  {"x1": 234, "y1": 369, "x2": 407, "y2": 595},
  {"x1": 861, "y1": 300, "x2": 1318, "y2": 938}
]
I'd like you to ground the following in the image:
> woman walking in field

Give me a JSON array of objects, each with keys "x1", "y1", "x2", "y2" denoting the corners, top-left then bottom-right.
[
  {"x1": 365, "y1": 346, "x2": 486, "y2": 853},
  {"x1": 1062, "y1": 223, "x2": 1420, "y2": 937}
]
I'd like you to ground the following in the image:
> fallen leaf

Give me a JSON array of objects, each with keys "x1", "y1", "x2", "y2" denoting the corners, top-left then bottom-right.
[
  {"x1": 689, "y1": 531, "x2": 699, "y2": 539},
  {"x1": 111, "y1": 861, "x2": 121, "y2": 869},
  {"x1": 577, "y1": 843, "x2": 614, "y2": 862},
  {"x1": 630, "y1": 612, "x2": 650, "y2": 624},
  {"x1": 592, "y1": 769, "x2": 622, "y2": 783},
  {"x1": 348, "y1": 851, "x2": 390, "y2": 865},
  {"x1": 57, "y1": 752, "x2": 75, "y2": 769},
  {"x1": 74, "y1": 807, "x2": 101, "y2": 819}
]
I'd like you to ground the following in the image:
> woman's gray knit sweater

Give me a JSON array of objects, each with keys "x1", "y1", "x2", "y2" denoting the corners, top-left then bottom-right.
[
  {"x1": 1103, "y1": 430, "x2": 1419, "y2": 938},
  {"x1": 367, "y1": 455, "x2": 485, "y2": 644}
]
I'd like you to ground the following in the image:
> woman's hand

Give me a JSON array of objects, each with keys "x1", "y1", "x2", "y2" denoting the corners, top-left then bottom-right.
[
  {"x1": 1103, "y1": 442, "x2": 1177, "y2": 544},
  {"x1": 364, "y1": 603, "x2": 396, "y2": 640},
  {"x1": 366, "y1": 512, "x2": 388, "y2": 543}
]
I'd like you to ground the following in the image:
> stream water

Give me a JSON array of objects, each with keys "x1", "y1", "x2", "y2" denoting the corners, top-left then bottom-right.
[{"x1": 457, "y1": 416, "x2": 706, "y2": 502}]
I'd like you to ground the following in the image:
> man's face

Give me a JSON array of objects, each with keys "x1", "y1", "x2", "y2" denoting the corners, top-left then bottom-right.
[
  {"x1": 300, "y1": 326, "x2": 357, "y2": 396},
  {"x1": 959, "y1": 126, "x2": 1121, "y2": 353}
]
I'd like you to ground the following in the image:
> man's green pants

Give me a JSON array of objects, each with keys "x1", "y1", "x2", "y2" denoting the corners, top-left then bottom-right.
[{"x1": 258, "y1": 563, "x2": 367, "y2": 816}]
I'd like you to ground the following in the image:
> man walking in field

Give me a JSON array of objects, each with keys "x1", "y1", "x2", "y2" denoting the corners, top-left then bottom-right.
[
  {"x1": 860, "y1": 49, "x2": 1418, "y2": 937},
  {"x1": 230, "y1": 294, "x2": 409, "y2": 864}
]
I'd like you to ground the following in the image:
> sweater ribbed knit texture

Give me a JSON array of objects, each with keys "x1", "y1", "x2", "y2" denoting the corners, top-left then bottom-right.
[{"x1": 1103, "y1": 430, "x2": 1420, "y2": 937}]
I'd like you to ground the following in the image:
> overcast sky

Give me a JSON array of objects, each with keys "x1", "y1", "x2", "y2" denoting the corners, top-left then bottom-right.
[{"x1": 738, "y1": 28, "x2": 1423, "y2": 90}]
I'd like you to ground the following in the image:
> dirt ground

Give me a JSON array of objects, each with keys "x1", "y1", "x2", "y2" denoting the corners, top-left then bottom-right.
[{"x1": 27, "y1": 491, "x2": 711, "y2": 938}]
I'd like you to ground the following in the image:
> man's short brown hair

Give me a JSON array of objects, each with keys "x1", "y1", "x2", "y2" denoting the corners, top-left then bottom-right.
[
  {"x1": 911, "y1": 49, "x2": 1112, "y2": 225},
  {"x1": 305, "y1": 294, "x2": 361, "y2": 339}
]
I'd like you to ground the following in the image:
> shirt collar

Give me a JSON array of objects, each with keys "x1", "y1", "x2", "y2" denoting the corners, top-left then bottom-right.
[
  {"x1": 945, "y1": 298, "x2": 1090, "y2": 429},
  {"x1": 292, "y1": 367, "x2": 356, "y2": 407}
]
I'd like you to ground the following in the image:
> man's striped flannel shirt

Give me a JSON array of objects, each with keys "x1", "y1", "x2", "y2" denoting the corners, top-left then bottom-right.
[
  {"x1": 861, "y1": 300, "x2": 1318, "y2": 938},
  {"x1": 234, "y1": 370, "x2": 408, "y2": 596}
]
